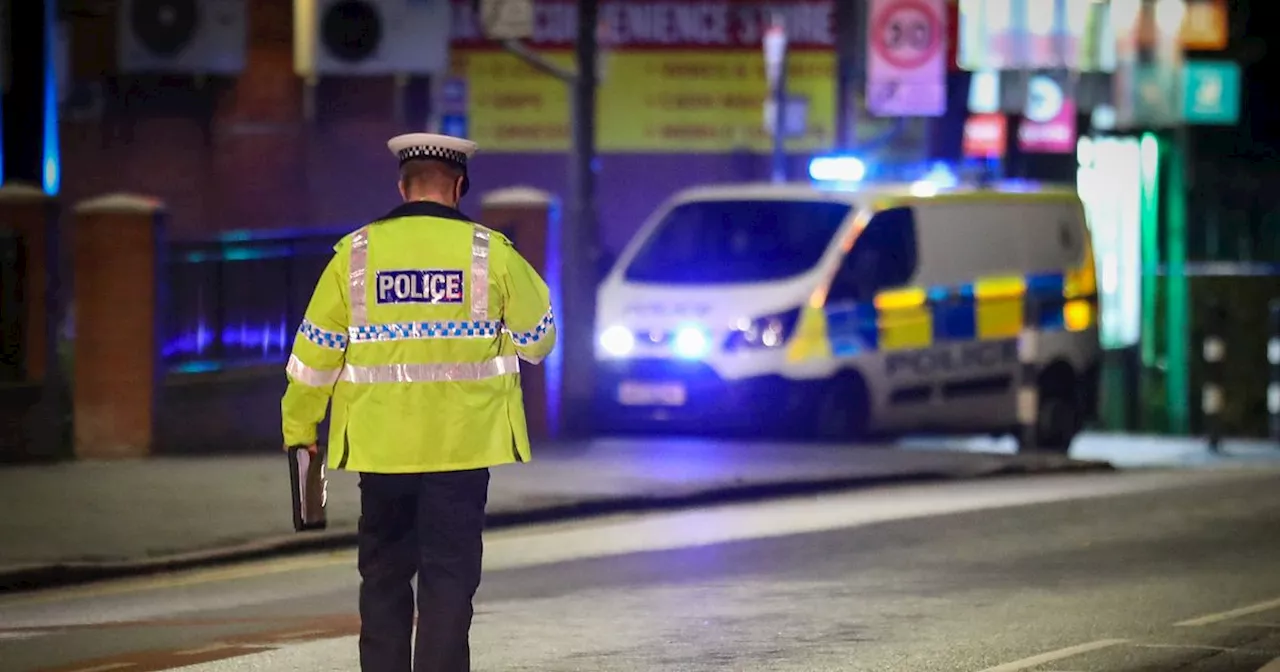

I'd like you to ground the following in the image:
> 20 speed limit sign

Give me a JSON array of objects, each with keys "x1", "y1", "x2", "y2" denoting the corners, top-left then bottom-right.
[
  {"x1": 866, "y1": 0, "x2": 946, "y2": 117},
  {"x1": 872, "y1": 0, "x2": 942, "y2": 70}
]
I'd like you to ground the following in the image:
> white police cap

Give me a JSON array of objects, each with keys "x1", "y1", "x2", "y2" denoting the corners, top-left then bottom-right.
[{"x1": 387, "y1": 133, "x2": 478, "y2": 168}]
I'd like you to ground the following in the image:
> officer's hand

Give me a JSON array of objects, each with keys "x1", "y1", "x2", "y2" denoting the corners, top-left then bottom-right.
[{"x1": 284, "y1": 443, "x2": 319, "y2": 455}]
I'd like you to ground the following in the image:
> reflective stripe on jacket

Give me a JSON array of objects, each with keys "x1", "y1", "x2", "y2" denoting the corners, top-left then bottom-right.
[{"x1": 280, "y1": 200, "x2": 556, "y2": 473}]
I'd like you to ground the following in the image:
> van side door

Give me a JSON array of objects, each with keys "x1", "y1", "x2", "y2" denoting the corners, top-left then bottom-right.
[{"x1": 824, "y1": 206, "x2": 923, "y2": 365}]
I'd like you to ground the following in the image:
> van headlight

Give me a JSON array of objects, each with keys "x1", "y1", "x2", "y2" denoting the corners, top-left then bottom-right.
[
  {"x1": 598, "y1": 325, "x2": 636, "y2": 358},
  {"x1": 724, "y1": 307, "x2": 801, "y2": 352}
]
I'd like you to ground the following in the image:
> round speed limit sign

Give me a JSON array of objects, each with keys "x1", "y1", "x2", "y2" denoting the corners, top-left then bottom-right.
[{"x1": 872, "y1": 0, "x2": 942, "y2": 71}]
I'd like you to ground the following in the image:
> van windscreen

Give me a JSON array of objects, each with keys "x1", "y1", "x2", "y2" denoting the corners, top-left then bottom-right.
[{"x1": 623, "y1": 199, "x2": 851, "y2": 284}]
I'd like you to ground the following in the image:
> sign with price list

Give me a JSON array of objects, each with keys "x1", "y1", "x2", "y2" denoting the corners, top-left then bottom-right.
[{"x1": 866, "y1": 0, "x2": 947, "y2": 117}]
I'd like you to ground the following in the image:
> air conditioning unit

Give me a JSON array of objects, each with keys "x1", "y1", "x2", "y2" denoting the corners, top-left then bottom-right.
[
  {"x1": 295, "y1": 0, "x2": 451, "y2": 77},
  {"x1": 118, "y1": 0, "x2": 247, "y2": 74}
]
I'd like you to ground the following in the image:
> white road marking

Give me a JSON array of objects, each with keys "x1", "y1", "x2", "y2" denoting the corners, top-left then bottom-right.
[
  {"x1": 167, "y1": 636, "x2": 355, "y2": 671},
  {"x1": 0, "y1": 630, "x2": 50, "y2": 640},
  {"x1": 269, "y1": 629, "x2": 327, "y2": 641},
  {"x1": 175, "y1": 642, "x2": 255, "y2": 656},
  {"x1": 67, "y1": 664, "x2": 133, "y2": 672},
  {"x1": 976, "y1": 639, "x2": 1129, "y2": 672},
  {"x1": 1136, "y1": 642, "x2": 1276, "y2": 654},
  {"x1": 1176, "y1": 596, "x2": 1280, "y2": 627}
]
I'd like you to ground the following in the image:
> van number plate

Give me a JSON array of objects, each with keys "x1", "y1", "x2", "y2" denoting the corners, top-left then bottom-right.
[{"x1": 618, "y1": 381, "x2": 687, "y2": 407}]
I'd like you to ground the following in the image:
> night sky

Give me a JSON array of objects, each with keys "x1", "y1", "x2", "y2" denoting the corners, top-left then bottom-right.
[{"x1": 1241, "y1": 0, "x2": 1279, "y2": 151}]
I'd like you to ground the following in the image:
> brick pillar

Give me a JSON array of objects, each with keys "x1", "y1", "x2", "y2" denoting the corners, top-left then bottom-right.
[
  {"x1": 0, "y1": 182, "x2": 60, "y2": 383},
  {"x1": 71, "y1": 194, "x2": 166, "y2": 459},
  {"x1": 480, "y1": 187, "x2": 557, "y2": 440}
]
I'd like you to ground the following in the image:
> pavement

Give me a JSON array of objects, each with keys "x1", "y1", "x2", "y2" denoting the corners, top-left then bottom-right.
[
  {"x1": 0, "y1": 435, "x2": 1123, "y2": 592},
  {"x1": 901, "y1": 432, "x2": 1280, "y2": 469},
  {"x1": 3, "y1": 467, "x2": 1280, "y2": 671}
]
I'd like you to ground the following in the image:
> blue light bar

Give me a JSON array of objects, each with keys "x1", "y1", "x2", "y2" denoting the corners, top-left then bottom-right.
[
  {"x1": 921, "y1": 162, "x2": 959, "y2": 188},
  {"x1": 808, "y1": 156, "x2": 867, "y2": 183},
  {"x1": 672, "y1": 324, "x2": 711, "y2": 359}
]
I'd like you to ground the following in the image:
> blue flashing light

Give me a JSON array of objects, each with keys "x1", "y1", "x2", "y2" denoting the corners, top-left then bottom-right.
[
  {"x1": 921, "y1": 162, "x2": 959, "y2": 189},
  {"x1": 995, "y1": 179, "x2": 1046, "y2": 193},
  {"x1": 672, "y1": 324, "x2": 711, "y2": 359},
  {"x1": 909, "y1": 162, "x2": 961, "y2": 197},
  {"x1": 162, "y1": 320, "x2": 292, "y2": 362},
  {"x1": 178, "y1": 244, "x2": 317, "y2": 264},
  {"x1": 808, "y1": 156, "x2": 867, "y2": 183},
  {"x1": 42, "y1": 0, "x2": 60, "y2": 195},
  {"x1": 544, "y1": 198, "x2": 563, "y2": 434},
  {"x1": 172, "y1": 361, "x2": 226, "y2": 374},
  {"x1": 213, "y1": 227, "x2": 347, "y2": 243}
]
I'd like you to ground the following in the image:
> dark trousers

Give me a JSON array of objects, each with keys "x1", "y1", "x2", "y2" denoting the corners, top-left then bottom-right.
[{"x1": 357, "y1": 469, "x2": 490, "y2": 672}]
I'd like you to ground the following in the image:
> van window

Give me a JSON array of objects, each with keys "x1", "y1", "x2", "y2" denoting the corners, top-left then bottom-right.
[
  {"x1": 909, "y1": 201, "x2": 1086, "y2": 287},
  {"x1": 623, "y1": 199, "x2": 851, "y2": 284},
  {"x1": 827, "y1": 207, "x2": 920, "y2": 304}
]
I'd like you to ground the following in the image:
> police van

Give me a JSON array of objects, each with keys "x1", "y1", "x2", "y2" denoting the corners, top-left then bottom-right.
[{"x1": 592, "y1": 161, "x2": 1101, "y2": 452}]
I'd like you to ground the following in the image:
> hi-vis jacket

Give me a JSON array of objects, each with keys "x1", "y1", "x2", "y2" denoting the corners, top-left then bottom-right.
[{"x1": 281, "y1": 201, "x2": 556, "y2": 473}]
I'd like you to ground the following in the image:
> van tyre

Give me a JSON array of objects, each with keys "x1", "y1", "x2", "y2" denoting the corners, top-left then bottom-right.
[
  {"x1": 809, "y1": 375, "x2": 870, "y2": 443},
  {"x1": 1023, "y1": 382, "x2": 1082, "y2": 455}
]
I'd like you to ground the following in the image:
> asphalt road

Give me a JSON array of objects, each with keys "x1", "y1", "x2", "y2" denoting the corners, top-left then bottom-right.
[{"x1": 2, "y1": 467, "x2": 1280, "y2": 672}]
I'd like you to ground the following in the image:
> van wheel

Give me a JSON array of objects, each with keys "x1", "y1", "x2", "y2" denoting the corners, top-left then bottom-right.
[
  {"x1": 809, "y1": 376, "x2": 870, "y2": 443},
  {"x1": 1018, "y1": 384, "x2": 1081, "y2": 455}
]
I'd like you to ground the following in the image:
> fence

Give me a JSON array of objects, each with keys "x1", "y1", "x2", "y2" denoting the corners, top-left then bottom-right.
[
  {"x1": 1182, "y1": 155, "x2": 1280, "y2": 438},
  {"x1": 1186, "y1": 155, "x2": 1280, "y2": 264},
  {"x1": 163, "y1": 228, "x2": 348, "y2": 373}
]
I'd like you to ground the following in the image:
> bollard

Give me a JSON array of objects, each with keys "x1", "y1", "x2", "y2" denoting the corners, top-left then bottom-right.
[
  {"x1": 1269, "y1": 299, "x2": 1280, "y2": 444},
  {"x1": 71, "y1": 194, "x2": 166, "y2": 459},
  {"x1": 479, "y1": 187, "x2": 555, "y2": 440},
  {"x1": 1016, "y1": 300, "x2": 1040, "y2": 453},
  {"x1": 1201, "y1": 301, "x2": 1226, "y2": 453}
]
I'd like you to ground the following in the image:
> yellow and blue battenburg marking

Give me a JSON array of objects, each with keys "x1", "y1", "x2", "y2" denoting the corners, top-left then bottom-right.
[
  {"x1": 824, "y1": 271, "x2": 1096, "y2": 358},
  {"x1": 298, "y1": 320, "x2": 348, "y2": 349},
  {"x1": 375, "y1": 269, "x2": 465, "y2": 305},
  {"x1": 349, "y1": 320, "x2": 501, "y2": 342},
  {"x1": 509, "y1": 308, "x2": 555, "y2": 346}
]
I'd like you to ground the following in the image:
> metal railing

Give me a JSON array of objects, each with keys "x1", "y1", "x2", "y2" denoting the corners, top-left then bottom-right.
[
  {"x1": 1187, "y1": 159, "x2": 1280, "y2": 263},
  {"x1": 163, "y1": 228, "x2": 351, "y2": 373}
]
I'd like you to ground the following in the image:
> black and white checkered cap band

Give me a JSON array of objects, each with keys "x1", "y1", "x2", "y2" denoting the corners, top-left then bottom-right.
[{"x1": 397, "y1": 145, "x2": 469, "y2": 166}]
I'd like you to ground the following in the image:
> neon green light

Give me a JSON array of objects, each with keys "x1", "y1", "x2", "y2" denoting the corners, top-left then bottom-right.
[
  {"x1": 1140, "y1": 134, "x2": 1160, "y2": 180},
  {"x1": 1164, "y1": 135, "x2": 1189, "y2": 434},
  {"x1": 1139, "y1": 133, "x2": 1161, "y2": 371}
]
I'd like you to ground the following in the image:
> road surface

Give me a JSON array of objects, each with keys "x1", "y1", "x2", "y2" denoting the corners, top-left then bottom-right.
[{"x1": 2, "y1": 467, "x2": 1279, "y2": 671}]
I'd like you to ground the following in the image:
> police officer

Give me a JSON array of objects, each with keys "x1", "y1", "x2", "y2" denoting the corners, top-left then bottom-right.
[{"x1": 281, "y1": 133, "x2": 556, "y2": 672}]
